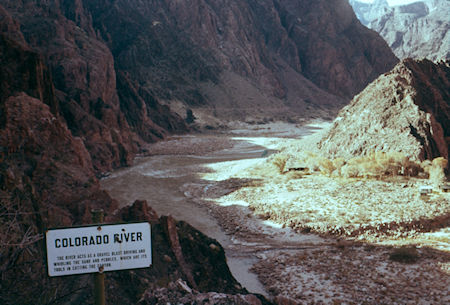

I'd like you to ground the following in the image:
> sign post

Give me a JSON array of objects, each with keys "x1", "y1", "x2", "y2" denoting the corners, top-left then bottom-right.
[{"x1": 92, "y1": 209, "x2": 105, "y2": 305}]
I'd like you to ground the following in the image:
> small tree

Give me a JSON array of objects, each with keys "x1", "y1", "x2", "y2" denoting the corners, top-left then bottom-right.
[
  {"x1": 333, "y1": 158, "x2": 345, "y2": 176},
  {"x1": 272, "y1": 154, "x2": 288, "y2": 174},
  {"x1": 319, "y1": 158, "x2": 336, "y2": 176},
  {"x1": 426, "y1": 157, "x2": 448, "y2": 187}
]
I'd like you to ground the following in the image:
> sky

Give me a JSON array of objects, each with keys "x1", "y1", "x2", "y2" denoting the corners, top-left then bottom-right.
[{"x1": 357, "y1": 0, "x2": 421, "y2": 5}]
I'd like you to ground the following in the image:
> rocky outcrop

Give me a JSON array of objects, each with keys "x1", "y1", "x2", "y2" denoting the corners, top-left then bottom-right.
[
  {"x1": 138, "y1": 279, "x2": 264, "y2": 305},
  {"x1": 0, "y1": 1, "x2": 189, "y2": 173},
  {"x1": 0, "y1": 19, "x2": 114, "y2": 221},
  {"x1": 115, "y1": 201, "x2": 257, "y2": 297},
  {"x1": 318, "y1": 59, "x2": 450, "y2": 164},
  {"x1": 0, "y1": 34, "x2": 119, "y2": 302},
  {"x1": 350, "y1": 0, "x2": 450, "y2": 61},
  {"x1": 0, "y1": 92, "x2": 116, "y2": 222}
]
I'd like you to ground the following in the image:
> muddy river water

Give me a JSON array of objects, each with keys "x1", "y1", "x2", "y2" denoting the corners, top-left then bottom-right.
[{"x1": 100, "y1": 124, "x2": 327, "y2": 296}]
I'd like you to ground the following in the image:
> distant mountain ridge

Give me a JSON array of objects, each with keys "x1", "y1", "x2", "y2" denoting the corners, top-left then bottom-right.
[
  {"x1": 349, "y1": 0, "x2": 450, "y2": 61},
  {"x1": 349, "y1": 0, "x2": 391, "y2": 26}
]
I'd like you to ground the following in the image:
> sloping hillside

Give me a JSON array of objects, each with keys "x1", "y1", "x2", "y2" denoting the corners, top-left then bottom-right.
[{"x1": 318, "y1": 58, "x2": 450, "y2": 163}]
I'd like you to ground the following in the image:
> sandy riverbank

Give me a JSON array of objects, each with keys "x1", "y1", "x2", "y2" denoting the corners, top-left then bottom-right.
[{"x1": 103, "y1": 122, "x2": 449, "y2": 304}]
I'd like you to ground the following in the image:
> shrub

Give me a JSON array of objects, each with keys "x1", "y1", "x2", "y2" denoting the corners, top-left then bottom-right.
[
  {"x1": 271, "y1": 154, "x2": 288, "y2": 174},
  {"x1": 288, "y1": 150, "x2": 437, "y2": 180},
  {"x1": 389, "y1": 246, "x2": 420, "y2": 263},
  {"x1": 319, "y1": 158, "x2": 336, "y2": 176},
  {"x1": 424, "y1": 157, "x2": 448, "y2": 187}
]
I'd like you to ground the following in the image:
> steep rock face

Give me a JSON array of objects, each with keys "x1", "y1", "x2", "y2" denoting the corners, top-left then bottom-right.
[
  {"x1": 1, "y1": 0, "x2": 398, "y2": 152},
  {"x1": 0, "y1": 1, "x2": 135, "y2": 172},
  {"x1": 350, "y1": 0, "x2": 450, "y2": 61},
  {"x1": 0, "y1": 1, "x2": 189, "y2": 172},
  {"x1": 0, "y1": 20, "x2": 117, "y2": 225},
  {"x1": 0, "y1": 25, "x2": 57, "y2": 114},
  {"x1": 1, "y1": 93, "x2": 116, "y2": 223},
  {"x1": 0, "y1": 31, "x2": 121, "y2": 302},
  {"x1": 318, "y1": 59, "x2": 450, "y2": 164},
  {"x1": 274, "y1": 0, "x2": 397, "y2": 98},
  {"x1": 84, "y1": 0, "x2": 397, "y2": 123}
]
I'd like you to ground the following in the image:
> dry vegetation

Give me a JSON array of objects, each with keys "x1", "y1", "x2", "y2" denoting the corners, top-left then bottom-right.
[
  {"x1": 281, "y1": 150, "x2": 447, "y2": 183},
  {"x1": 200, "y1": 140, "x2": 450, "y2": 303},
  {"x1": 204, "y1": 148, "x2": 449, "y2": 246}
]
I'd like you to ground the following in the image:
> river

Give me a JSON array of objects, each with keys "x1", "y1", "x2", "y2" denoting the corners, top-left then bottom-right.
[{"x1": 100, "y1": 123, "x2": 328, "y2": 296}]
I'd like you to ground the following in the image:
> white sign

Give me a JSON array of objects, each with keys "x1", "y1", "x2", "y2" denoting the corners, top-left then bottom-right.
[{"x1": 46, "y1": 222, "x2": 151, "y2": 277}]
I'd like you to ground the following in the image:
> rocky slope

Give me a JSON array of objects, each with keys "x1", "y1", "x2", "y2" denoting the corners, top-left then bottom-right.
[
  {"x1": 350, "y1": 0, "x2": 450, "y2": 61},
  {"x1": 318, "y1": 58, "x2": 450, "y2": 164}
]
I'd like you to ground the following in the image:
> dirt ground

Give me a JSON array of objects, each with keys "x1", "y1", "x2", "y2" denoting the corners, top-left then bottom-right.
[{"x1": 104, "y1": 122, "x2": 450, "y2": 304}]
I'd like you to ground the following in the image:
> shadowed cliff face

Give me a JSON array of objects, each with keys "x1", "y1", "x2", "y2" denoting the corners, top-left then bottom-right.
[
  {"x1": 0, "y1": 10, "x2": 118, "y2": 234},
  {"x1": 0, "y1": 27, "x2": 120, "y2": 302},
  {"x1": 0, "y1": 0, "x2": 189, "y2": 173},
  {"x1": 274, "y1": 0, "x2": 397, "y2": 97},
  {"x1": 319, "y1": 59, "x2": 450, "y2": 164},
  {"x1": 83, "y1": 0, "x2": 397, "y2": 122}
]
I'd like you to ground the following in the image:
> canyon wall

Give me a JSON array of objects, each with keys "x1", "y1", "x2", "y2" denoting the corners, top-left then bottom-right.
[
  {"x1": 0, "y1": 1, "x2": 399, "y2": 302},
  {"x1": 1, "y1": 0, "x2": 398, "y2": 172}
]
